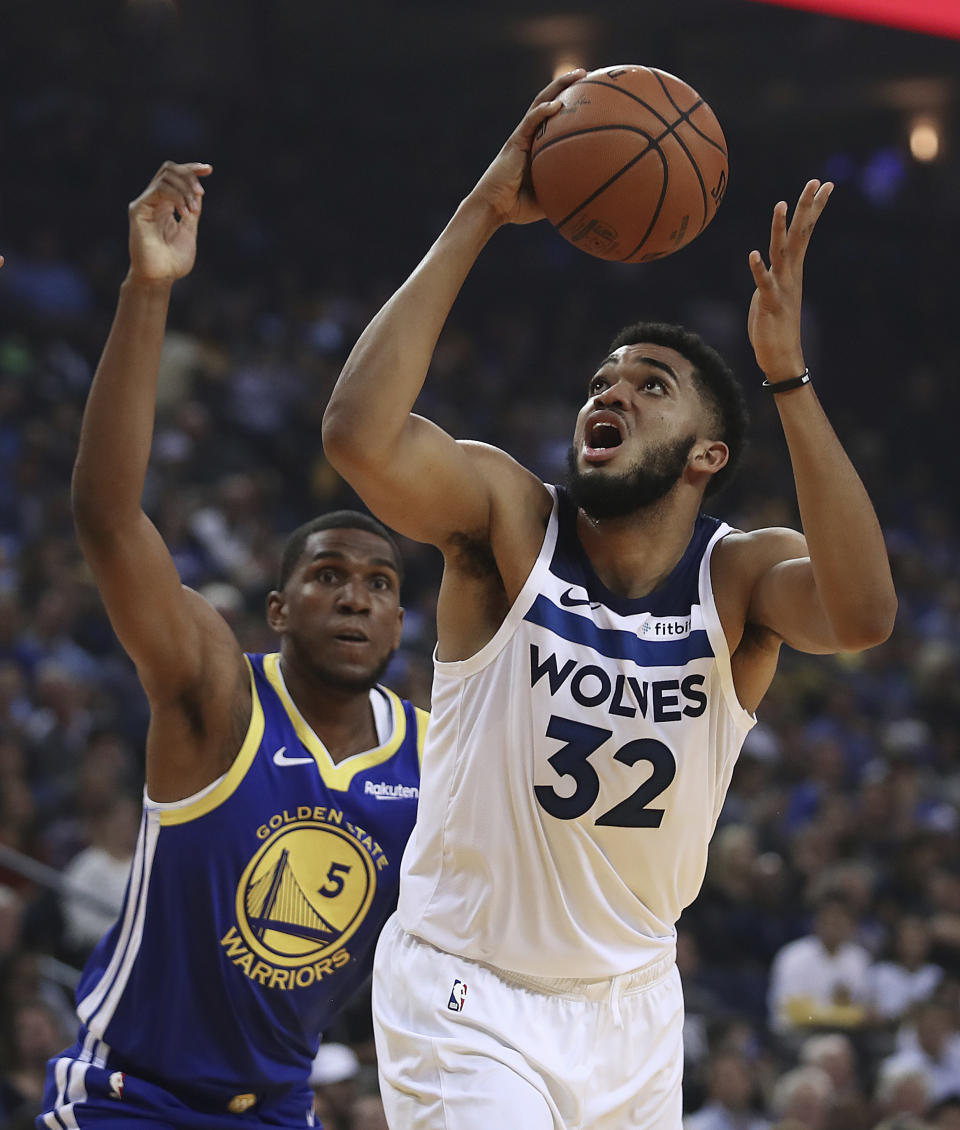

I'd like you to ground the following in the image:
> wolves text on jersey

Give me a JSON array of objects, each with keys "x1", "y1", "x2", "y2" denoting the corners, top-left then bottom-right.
[{"x1": 529, "y1": 644, "x2": 707, "y2": 720}]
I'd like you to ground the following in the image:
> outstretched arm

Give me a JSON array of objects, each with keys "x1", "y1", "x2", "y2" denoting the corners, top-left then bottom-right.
[
  {"x1": 738, "y1": 181, "x2": 896, "y2": 653},
  {"x1": 72, "y1": 162, "x2": 247, "y2": 800},
  {"x1": 322, "y1": 71, "x2": 585, "y2": 548}
]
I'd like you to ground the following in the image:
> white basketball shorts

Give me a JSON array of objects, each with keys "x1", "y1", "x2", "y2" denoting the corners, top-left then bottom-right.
[{"x1": 372, "y1": 914, "x2": 684, "y2": 1130}]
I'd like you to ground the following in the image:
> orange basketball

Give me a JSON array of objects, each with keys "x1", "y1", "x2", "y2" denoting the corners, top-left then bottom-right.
[{"x1": 530, "y1": 65, "x2": 728, "y2": 263}]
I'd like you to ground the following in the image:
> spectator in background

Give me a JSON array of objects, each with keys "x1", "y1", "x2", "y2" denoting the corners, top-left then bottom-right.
[
  {"x1": 0, "y1": 998, "x2": 66, "y2": 1129},
  {"x1": 768, "y1": 892, "x2": 873, "y2": 1035},
  {"x1": 60, "y1": 793, "x2": 139, "y2": 959},
  {"x1": 310, "y1": 1042, "x2": 360, "y2": 1130},
  {"x1": 683, "y1": 1050, "x2": 770, "y2": 1130},
  {"x1": 799, "y1": 1033, "x2": 868, "y2": 1130},
  {"x1": 869, "y1": 916, "x2": 944, "y2": 1024},
  {"x1": 881, "y1": 999, "x2": 960, "y2": 1105},
  {"x1": 769, "y1": 1064, "x2": 835, "y2": 1130},
  {"x1": 872, "y1": 1061, "x2": 932, "y2": 1124}
]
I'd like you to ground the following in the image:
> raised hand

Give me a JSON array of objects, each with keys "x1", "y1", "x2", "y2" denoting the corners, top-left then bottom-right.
[
  {"x1": 469, "y1": 70, "x2": 585, "y2": 227},
  {"x1": 127, "y1": 161, "x2": 212, "y2": 284},
  {"x1": 747, "y1": 179, "x2": 833, "y2": 382}
]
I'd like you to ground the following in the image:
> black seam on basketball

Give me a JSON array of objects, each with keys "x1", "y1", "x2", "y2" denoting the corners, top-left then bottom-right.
[
  {"x1": 552, "y1": 108, "x2": 700, "y2": 233},
  {"x1": 532, "y1": 123, "x2": 663, "y2": 160},
  {"x1": 571, "y1": 76, "x2": 722, "y2": 161},
  {"x1": 619, "y1": 149, "x2": 670, "y2": 262},
  {"x1": 578, "y1": 79, "x2": 703, "y2": 122},
  {"x1": 647, "y1": 72, "x2": 718, "y2": 233},
  {"x1": 651, "y1": 71, "x2": 728, "y2": 158},
  {"x1": 580, "y1": 76, "x2": 727, "y2": 161}
]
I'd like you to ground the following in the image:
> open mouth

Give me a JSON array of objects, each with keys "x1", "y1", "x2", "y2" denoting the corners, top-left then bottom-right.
[
  {"x1": 588, "y1": 421, "x2": 623, "y2": 449},
  {"x1": 583, "y1": 412, "x2": 625, "y2": 460}
]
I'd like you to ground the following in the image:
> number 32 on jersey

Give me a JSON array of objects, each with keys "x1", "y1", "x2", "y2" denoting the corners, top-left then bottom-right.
[{"x1": 534, "y1": 716, "x2": 676, "y2": 828}]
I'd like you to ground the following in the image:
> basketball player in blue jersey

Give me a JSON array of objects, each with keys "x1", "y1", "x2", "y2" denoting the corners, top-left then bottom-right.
[
  {"x1": 322, "y1": 72, "x2": 897, "y2": 1130},
  {"x1": 38, "y1": 162, "x2": 426, "y2": 1130}
]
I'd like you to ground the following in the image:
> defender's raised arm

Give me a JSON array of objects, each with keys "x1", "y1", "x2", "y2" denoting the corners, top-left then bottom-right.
[{"x1": 71, "y1": 162, "x2": 247, "y2": 801}]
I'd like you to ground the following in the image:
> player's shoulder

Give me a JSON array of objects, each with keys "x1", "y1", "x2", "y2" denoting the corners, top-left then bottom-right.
[
  {"x1": 453, "y1": 439, "x2": 552, "y2": 537},
  {"x1": 457, "y1": 439, "x2": 546, "y2": 492},
  {"x1": 712, "y1": 525, "x2": 809, "y2": 583}
]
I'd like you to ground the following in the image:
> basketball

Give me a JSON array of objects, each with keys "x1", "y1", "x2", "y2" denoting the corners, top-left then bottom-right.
[{"x1": 530, "y1": 65, "x2": 728, "y2": 263}]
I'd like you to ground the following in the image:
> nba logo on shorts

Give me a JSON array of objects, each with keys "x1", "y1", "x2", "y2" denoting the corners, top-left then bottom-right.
[
  {"x1": 447, "y1": 979, "x2": 467, "y2": 1012},
  {"x1": 108, "y1": 1072, "x2": 125, "y2": 1100}
]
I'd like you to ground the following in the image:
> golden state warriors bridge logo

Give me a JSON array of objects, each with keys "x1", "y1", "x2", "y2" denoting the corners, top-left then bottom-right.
[{"x1": 220, "y1": 807, "x2": 388, "y2": 990}]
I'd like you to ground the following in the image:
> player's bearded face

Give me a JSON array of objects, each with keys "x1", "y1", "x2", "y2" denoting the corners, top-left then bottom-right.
[{"x1": 564, "y1": 433, "x2": 696, "y2": 520}]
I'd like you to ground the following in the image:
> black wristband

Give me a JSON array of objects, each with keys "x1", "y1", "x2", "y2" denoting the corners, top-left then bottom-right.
[{"x1": 762, "y1": 368, "x2": 811, "y2": 393}]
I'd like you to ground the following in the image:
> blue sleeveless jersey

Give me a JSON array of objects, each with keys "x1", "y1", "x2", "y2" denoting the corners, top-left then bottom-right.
[{"x1": 67, "y1": 653, "x2": 425, "y2": 1103}]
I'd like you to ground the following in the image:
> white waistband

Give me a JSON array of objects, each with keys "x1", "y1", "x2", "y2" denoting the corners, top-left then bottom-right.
[
  {"x1": 492, "y1": 953, "x2": 675, "y2": 1000},
  {"x1": 405, "y1": 926, "x2": 675, "y2": 1001}
]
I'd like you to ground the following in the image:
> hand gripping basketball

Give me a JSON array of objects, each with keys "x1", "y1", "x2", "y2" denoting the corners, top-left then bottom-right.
[{"x1": 470, "y1": 70, "x2": 586, "y2": 227}]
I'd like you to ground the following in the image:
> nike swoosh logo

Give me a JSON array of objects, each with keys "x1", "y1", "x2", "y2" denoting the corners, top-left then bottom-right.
[
  {"x1": 559, "y1": 587, "x2": 601, "y2": 610},
  {"x1": 272, "y1": 746, "x2": 314, "y2": 767}
]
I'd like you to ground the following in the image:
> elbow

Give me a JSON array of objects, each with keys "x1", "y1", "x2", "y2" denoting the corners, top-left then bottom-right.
[
  {"x1": 320, "y1": 401, "x2": 352, "y2": 473},
  {"x1": 833, "y1": 593, "x2": 898, "y2": 652},
  {"x1": 321, "y1": 391, "x2": 392, "y2": 480},
  {"x1": 320, "y1": 391, "x2": 370, "y2": 477}
]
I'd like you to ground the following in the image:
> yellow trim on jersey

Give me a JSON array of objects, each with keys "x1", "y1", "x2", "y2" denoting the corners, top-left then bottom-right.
[
  {"x1": 414, "y1": 707, "x2": 430, "y2": 766},
  {"x1": 262, "y1": 652, "x2": 408, "y2": 790},
  {"x1": 157, "y1": 656, "x2": 265, "y2": 826}
]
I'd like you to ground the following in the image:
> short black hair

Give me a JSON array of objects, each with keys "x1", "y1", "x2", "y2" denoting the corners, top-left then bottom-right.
[
  {"x1": 606, "y1": 321, "x2": 749, "y2": 498},
  {"x1": 277, "y1": 511, "x2": 404, "y2": 590}
]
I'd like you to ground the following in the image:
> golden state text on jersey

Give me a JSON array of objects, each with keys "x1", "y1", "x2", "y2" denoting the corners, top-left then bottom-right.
[{"x1": 65, "y1": 653, "x2": 426, "y2": 1104}]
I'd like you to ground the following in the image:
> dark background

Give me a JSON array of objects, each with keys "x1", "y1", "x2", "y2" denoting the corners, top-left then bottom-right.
[{"x1": 1, "y1": 3, "x2": 959, "y2": 1128}]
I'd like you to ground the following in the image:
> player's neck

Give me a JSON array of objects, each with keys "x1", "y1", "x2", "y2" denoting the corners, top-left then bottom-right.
[
  {"x1": 279, "y1": 656, "x2": 379, "y2": 762},
  {"x1": 575, "y1": 491, "x2": 701, "y2": 599}
]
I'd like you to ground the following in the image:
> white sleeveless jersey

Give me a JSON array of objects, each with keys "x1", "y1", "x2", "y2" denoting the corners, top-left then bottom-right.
[{"x1": 397, "y1": 487, "x2": 755, "y2": 979}]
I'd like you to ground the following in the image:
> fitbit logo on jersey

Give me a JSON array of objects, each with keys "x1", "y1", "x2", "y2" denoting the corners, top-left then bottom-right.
[{"x1": 640, "y1": 615, "x2": 692, "y2": 639}]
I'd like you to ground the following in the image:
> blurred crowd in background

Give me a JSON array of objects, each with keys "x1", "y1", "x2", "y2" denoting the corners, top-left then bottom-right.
[{"x1": 1, "y1": 3, "x2": 959, "y2": 1128}]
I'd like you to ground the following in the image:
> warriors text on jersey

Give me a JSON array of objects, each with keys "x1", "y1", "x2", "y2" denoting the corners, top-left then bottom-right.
[
  {"x1": 397, "y1": 486, "x2": 754, "y2": 980},
  {"x1": 53, "y1": 653, "x2": 425, "y2": 1106}
]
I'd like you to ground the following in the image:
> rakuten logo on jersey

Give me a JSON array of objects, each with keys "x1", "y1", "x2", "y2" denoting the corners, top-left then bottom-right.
[{"x1": 364, "y1": 781, "x2": 419, "y2": 800}]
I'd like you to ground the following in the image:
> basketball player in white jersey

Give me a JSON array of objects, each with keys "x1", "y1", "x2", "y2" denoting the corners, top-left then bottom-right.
[{"x1": 322, "y1": 71, "x2": 897, "y2": 1129}]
